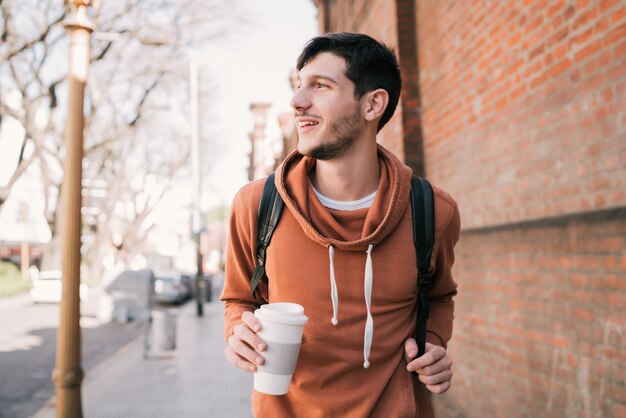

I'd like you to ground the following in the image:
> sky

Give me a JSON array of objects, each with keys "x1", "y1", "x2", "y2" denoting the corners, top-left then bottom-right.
[
  {"x1": 148, "y1": 0, "x2": 318, "y2": 256},
  {"x1": 0, "y1": 0, "x2": 318, "y2": 245},
  {"x1": 199, "y1": 0, "x2": 318, "y2": 207}
]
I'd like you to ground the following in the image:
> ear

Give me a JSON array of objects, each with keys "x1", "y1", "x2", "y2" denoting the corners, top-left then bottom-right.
[{"x1": 362, "y1": 89, "x2": 389, "y2": 123}]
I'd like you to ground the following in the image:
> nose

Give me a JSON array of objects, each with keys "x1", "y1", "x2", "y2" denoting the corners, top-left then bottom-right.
[{"x1": 290, "y1": 87, "x2": 311, "y2": 113}]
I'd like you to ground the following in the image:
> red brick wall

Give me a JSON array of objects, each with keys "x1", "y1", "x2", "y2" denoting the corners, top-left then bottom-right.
[
  {"x1": 437, "y1": 209, "x2": 626, "y2": 418},
  {"x1": 312, "y1": 1, "x2": 626, "y2": 416},
  {"x1": 416, "y1": 0, "x2": 626, "y2": 229},
  {"x1": 417, "y1": 2, "x2": 626, "y2": 416}
]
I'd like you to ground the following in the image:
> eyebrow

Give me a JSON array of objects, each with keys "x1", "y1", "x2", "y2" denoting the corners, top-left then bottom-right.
[{"x1": 297, "y1": 74, "x2": 339, "y2": 85}]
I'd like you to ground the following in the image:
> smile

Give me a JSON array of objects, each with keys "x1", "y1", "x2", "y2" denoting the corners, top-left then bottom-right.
[{"x1": 296, "y1": 118, "x2": 320, "y2": 133}]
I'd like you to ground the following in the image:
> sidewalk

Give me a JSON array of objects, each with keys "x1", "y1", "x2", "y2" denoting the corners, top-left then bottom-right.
[{"x1": 34, "y1": 300, "x2": 253, "y2": 418}]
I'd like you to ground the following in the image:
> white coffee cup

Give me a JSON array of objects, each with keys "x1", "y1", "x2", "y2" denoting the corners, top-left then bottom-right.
[{"x1": 253, "y1": 302, "x2": 308, "y2": 395}]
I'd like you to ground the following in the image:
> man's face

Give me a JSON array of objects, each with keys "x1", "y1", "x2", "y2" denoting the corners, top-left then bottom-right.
[{"x1": 291, "y1": 52, "x2": 364, "y2": 160}]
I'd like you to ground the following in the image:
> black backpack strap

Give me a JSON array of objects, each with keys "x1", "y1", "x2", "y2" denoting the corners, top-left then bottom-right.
[
  {"x1": 410, "y1": 175, "x2": 435, "y2": 357},
  {"x1": 250, "y1": 173, "x2": 284, "y2": 297}
]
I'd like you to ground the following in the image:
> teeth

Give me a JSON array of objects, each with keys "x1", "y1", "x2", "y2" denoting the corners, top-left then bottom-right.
[{"x1": 299, "y1": 121, "x2": 318, "y2": 127}]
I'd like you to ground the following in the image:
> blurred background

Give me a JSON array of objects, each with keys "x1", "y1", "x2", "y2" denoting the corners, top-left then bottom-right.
[{"x1": 0, "y1": 0, "x2": 625, "y2": 417}]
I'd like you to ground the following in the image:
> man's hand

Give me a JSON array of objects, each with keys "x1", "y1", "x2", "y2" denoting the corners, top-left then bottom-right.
[
  {"x1": 225, "y1": 311, "x2": 266, "y2": 372},
  {"x1": 404, "y1": 338, "x2": 453, "y2": 394}
]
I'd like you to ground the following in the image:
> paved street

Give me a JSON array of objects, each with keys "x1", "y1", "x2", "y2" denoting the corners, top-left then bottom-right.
[
  {"x1": 34, "y1": 298, "x2": 253, "y2": 418},
  {"x1": 0, "y1": 292, "x2": 144, "y2": 418}
]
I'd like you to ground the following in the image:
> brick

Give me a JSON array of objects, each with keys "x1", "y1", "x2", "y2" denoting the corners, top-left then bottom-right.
[
  {"x1": 548, "y1": 0, "x2": 566, "y2": 18},
  {"x1": 575, "y1": 38, "x2": 604, "y2": 62},
  {"x1": 510, "y1": 85, "x2": 527, "y2": 101},
  {"x1": 613, "y1": 402, "x2": 626, "y2": 418},
  {"x1": 525, "y1": 15, "x2": 545, "y2": 34},
  {"x1": 529, "y1": 44, "x2": 545, "y2": 61},
  {"x1": 605, "y1": 23, "x2": 626, "y2": 46},
  {"x1": 572, "y1": 27, "x2": 595, "y2": 49},
  {"x1": 599, "y1": 273, "x2": 625, "y2": 292},
  {"x1": 572, "y1": 307, "x2": 595, "y2": 321},
  {"x1": 611, "y1": 7, "x2": 626, "y2": 23},
  {"x1": 553, "y1": 43, "x2": 569, "y2": 59},
  {"x1": 583, "y1": 50, "x2": 613, "y2": 74},
  {"x1": 547, "y1": 26, "x2": 570, "y2": 47},
  {"x1": 550, "y1": 58, "x2": 573, "y2": 77},
  {"x1": 600, "y1": 0, "x2": 618, "y2": 12},
  {"x1": 578, "y1": 72, "x2": 605, "y2": 93},
  {"x1": 608, "y1": 60, "x2": 626, "y2": 79},
  {"x1": 616, "y1": 40, "x2": 626, "y2": 59},
  {"x1": 573, "y1": 6, "x2": 599, "y2": 31},
  {"x1": 508, "y1": 31, "x2": 522, "y2": 47},
  {"x1": 594, "y1": 17, "x2": 610, "y2": 34},
  {"x1": 607, "y1": 382, "x2": 626, "y2": 403},
  {"x1": 530, "y1": 71, "x2": 549, "y2": 89}
]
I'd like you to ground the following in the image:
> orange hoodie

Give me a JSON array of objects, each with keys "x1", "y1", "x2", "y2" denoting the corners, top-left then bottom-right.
[{"x1": 222, "y1": 145, "x2": 460, "y2": 417}]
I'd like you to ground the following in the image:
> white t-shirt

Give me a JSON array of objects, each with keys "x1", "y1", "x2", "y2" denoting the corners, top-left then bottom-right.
[{"x1": 311, "y1": 183, "x2": 377, "y2": 210}]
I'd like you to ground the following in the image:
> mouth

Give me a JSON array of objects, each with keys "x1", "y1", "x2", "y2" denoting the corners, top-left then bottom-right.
[{"x1": 296, "y1": 118, "x2": 320, "y2": 132}]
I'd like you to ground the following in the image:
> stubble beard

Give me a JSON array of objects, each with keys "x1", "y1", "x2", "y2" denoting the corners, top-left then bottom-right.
[{"x1": 306, "y1": 106, "x2": 363, "y2": 161}]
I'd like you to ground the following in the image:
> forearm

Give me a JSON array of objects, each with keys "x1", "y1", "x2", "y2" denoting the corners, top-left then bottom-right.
[
  {"x1": 221, "y1": 185, "x2": 266, "y2": 341},
  {"x1": 425, "y1": 292, "x2": 456, "y2": 347}
]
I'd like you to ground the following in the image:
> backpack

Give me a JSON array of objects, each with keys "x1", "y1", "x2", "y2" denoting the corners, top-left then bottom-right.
[{"x1": 250, "y1": 172, "x2": 435, "y2": 357}]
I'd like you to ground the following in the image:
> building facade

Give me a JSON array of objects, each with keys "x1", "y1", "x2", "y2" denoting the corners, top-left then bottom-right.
[{"x1": 311, "y1": 0, "x2": 626, "y2": 416}]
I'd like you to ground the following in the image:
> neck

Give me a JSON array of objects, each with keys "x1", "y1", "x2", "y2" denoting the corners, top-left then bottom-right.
[{"x1": 310, "y1": 133, "x2": 380, "y2": 201}]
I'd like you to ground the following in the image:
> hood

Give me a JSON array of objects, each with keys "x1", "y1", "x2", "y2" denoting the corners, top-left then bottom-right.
[
  {"x1": 274, "y1": 144, "x2": 414, "y2": 369},
  {"x1": 274, "y1": 144, "x2": 413, "y2": 251}
]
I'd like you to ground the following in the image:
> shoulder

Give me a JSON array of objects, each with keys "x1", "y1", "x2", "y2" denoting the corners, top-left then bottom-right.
[
  {"x1": 229, "y1": 177, "x2": 272, "y2": 231},
  {"x1": 232, "y1": 177, "x2": 269, "y2": 212}
]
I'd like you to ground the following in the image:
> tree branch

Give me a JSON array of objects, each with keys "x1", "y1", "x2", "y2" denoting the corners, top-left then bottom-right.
[
  {"x1": 2, "y1": 12, "x2": 64, "y2": 62},
  {"x1": 0, "y1": 146, "x2": 38, "y2": 206}
]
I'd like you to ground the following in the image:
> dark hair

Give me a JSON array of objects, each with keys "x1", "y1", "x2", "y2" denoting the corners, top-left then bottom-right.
[{"x1": 296, "y1": 32, "x2": 402, "y2": 132}]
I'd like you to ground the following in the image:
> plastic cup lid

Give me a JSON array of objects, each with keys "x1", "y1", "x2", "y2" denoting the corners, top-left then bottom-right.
[{"x1": 255, "y1": 302, "x2": 308, "y2": 325}]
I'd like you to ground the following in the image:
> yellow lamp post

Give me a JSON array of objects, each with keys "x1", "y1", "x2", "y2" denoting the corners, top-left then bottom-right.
[{"x1": 52, "y1": 1, "x2": 93, "y2": 417}]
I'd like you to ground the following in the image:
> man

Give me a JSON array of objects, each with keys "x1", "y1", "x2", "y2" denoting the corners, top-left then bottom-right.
[{"x1": 222, "y1": 32, "x2": 460, "y2": 417}]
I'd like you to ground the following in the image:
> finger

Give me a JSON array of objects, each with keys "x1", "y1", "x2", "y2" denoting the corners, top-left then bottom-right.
[
  {"x1": 426, "y1": 379, "x2": 452, "y2": 394},
  {"x1": 242, "y1": 311, "x2": 262, "y2": 333},
  {"x1": 407, "y1": 344, "x2": 446, "y2": 371},
  {"x1": 416, "y1": 356, "x2": 453, "y2": 376},
  {"x1": 234, "y1": 322, "x2": 266, "y2": 352},
  {"x1": 418, "y1": 368, "x2": 453, "y2": 386},
  {"x1": 224, "y1": 345, "x2": 258, "y2": 372},
  {"x1": 228, "y1": 334, "x2": 265, "y2": 367},
  {"x1": 404, "y1": 338, "x2": 418, "y2": 362}
]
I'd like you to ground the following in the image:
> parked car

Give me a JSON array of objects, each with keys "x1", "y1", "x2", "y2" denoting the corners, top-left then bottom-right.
[
  {"x1": 180, "y1": 273, "x2": 213, "y2": 302},
  {"x1": 180, "y1": 274, "x2": 194, "y2": 298},
  {"x1": 153, "y1": 272, "x2": 189, "y2": 305},
  {"x1": 30, "y1": 270, "x2": 88, "y2": 304}
]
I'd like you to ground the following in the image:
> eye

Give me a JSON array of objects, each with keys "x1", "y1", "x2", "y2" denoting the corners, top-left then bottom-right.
[{"x1": 316, "y1": 82, "x2": 329, "y2": 89}]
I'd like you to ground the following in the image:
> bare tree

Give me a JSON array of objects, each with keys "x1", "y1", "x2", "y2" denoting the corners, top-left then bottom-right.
[{"x1": 0, "y1": 0, "x2": 245, "y2": 277}]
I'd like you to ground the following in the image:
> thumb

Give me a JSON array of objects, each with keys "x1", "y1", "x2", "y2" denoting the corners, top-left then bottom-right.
[{"x1": 404, "y1": 338, "x2": 418, "y2": 362}]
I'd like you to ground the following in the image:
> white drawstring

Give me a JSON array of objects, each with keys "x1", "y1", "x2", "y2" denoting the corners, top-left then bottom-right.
[
  {"x1": 363, "y1": 244, "x2": 374, "y2": 368},
  {"x1": 328, "y1": 243, "x2": 375, "y2": 369},
  {"x1": 328, "y1": 245, "x2": 339, "y2": 326}
]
